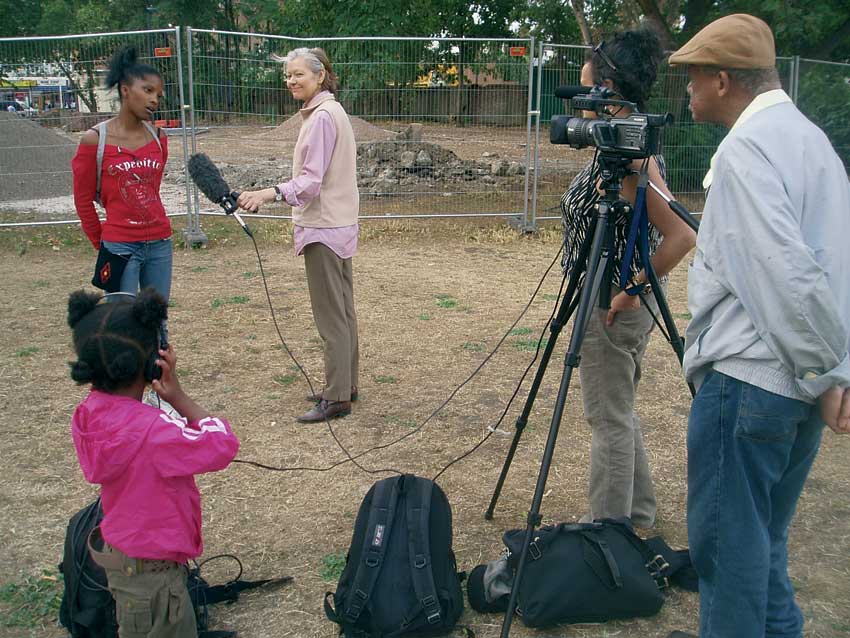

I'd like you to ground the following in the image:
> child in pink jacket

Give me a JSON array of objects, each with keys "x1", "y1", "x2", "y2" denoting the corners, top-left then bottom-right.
[{"x1": 67, "y1": 288, "x2": 239, "y2": 638}]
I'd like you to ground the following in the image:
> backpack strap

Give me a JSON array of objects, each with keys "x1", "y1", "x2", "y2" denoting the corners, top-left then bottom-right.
[
  {"x1": 344, "y1": 477, "x2": 400, "y2": 624},
  {"x1": 404, "y1": 478, "x2": 442, "y2": 628},
  {"x1": 142, "y1": 120, "x2": 163, "y2": 154},
  {"x1": 94, "y1": 122, "x2": 108, "y2": 205},
  {"x1": 94, "y1": 121, "x2": 161, "y2": 206}
]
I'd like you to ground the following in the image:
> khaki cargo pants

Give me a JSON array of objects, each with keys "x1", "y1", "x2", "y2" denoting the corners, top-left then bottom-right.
[{"x1": 89, "y1": 528, "x2": 197, "y2": 638}]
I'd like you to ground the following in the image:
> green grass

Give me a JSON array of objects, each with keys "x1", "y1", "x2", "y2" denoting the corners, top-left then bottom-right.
[
  {"x1": 242, "y1": 271, "x2": 256, "y2": 278},
  {"x1": 273, "y1": 374, "x2": 298, "y2": 386},
  {"x1": 435, "y1": 294, "x2": 458, "y2": 309},
  {"x1": 191, "y1": 265, "x2": 209, "y2": 273},
  {"x1": 374, "y1": 375, "x2": 397, "y2": 384},
  {"x1": 211, "y1": 295, "x2": 250, "y2": 308},
  {"x1": 320, "y1": 553, "x2": 347, "y2": 582},
  {"x1": 509, "y1": 327, "x2": 533, "y2": 335},
  {"x1": 418, "y1": 313, "x2": 431, "y2": 321},
  {"x1": 15, "y1": 346, "x2": 39, "y2": 357},
  {"x1": 674, "y1": 312, "x2": 692, "y2": 320},
  {"x1": 462, "y1": 342, "x2": 484, "y2": 352},
  {"x1": 0, "y1": 570, "x2": 63, "y2": 629},
  {"x1": 513, "y1": 337, "x2": 547, "y2": 352},
  {"x1": 32, "y1": 280, "x2": 49, "y2": 288},
  {"x1": 542, "y1": 294, "x2": 559, "y2": 301}
]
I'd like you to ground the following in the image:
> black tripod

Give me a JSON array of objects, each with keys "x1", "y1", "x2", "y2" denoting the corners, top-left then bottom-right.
[{"x1": 487, "y1": 154, "x2": 698, "y2": 637}]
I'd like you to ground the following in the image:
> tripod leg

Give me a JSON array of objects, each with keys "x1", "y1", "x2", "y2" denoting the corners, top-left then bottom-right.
[
  {"x1": 485, "y1": 221, "x2": 597, "y2": 520},
  {"x1": 644, "y1": 263, "x2": 696, "y2": 397},
  {"x1": 499, "y1": 201, "x2": 615, "y2": 638}
]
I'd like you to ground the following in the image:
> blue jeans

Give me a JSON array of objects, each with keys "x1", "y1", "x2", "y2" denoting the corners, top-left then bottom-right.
[
  {"x1": 687, "y1": 371, "x2": 823, "y2": 638},
  {"x1": 101, "y1": 239, "x2": 173, "y2": 301}
]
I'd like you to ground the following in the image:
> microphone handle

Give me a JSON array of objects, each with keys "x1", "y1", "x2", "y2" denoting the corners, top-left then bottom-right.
[{"x1": 221, "y1": 191, "x2": 253, "y2": 238}]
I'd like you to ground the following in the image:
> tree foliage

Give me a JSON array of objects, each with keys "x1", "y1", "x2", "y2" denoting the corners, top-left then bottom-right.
[{"x1": 2, "y1": 0, "x2": 848, "y2": 61}]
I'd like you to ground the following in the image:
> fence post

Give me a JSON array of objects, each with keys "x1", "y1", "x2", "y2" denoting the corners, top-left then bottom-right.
[
  {"x1": 518, "y1": 36, "x2": 536, "y2": 232},
  {"x1": 178, "y1": 26, "x2": 206, "y2": 247},
  {"x1": 527, "y1": 40, "x2": 545, "y2": 232},
  {"x1": 791, "y1": 55, "x2": 801, "y2": 104}
]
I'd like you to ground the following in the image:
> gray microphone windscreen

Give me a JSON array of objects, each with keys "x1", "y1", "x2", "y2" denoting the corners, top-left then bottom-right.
[{"x1": 188, "y1": 153, "x2": 231, "y2": 203}]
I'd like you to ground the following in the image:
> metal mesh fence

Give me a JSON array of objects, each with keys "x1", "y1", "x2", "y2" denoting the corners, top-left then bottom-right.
[
  {"x1": 186, "y1": 30, "x2": 535, "y2": 223},
  {"x1": 0, "y1": 29, "x2": 196, "y2": 234},
  {"x1": 795, "y1": 58, "x2": 850, "y2": 172},
  {"x1": 1, "y1": 29, "x2": 848, "y2": 233}
]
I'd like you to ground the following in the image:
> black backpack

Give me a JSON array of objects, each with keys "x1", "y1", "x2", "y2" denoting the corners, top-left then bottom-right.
[
  {"x1": 324, "y1": 475, "x2": 464, "y2": 638},
  {"x1": 58, "y1": 499, "x2": 291, "y2": 638}
]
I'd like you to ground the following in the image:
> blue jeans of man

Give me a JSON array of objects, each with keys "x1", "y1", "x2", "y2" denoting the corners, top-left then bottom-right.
[
  {"x1": 687, "y1": 371, "x2": 824, "y2": 638},
  {"x1": 101, "y1": 239, "x2": 173, "y2": 301}
]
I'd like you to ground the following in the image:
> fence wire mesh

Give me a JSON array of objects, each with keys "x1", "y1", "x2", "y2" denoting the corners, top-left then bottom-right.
[
  {"x1": 1, "y1": 29, "x2": 848, "y2": 234},
  {"x1": 0, "y1": 29, "x2": 195, "y2": 233},
  {"x1": 186, "y1": 30, "x2": 535, "y2": 223}
]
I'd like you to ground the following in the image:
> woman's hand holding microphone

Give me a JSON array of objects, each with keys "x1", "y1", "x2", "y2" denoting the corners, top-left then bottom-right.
[{"x1": 237, "y1": 187, "x2": 278, "y2": 212}]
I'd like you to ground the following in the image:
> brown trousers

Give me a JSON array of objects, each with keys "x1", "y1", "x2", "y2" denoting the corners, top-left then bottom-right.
[
  {"x1": 579, "y1": 286, "x2": 661, "y2": 528},
  {"x1": 303, "y1": 242, "x2": 359, "y2": 401},
  {"x1": 88, "y1": 530, "x2": 197, "y2": 638}
]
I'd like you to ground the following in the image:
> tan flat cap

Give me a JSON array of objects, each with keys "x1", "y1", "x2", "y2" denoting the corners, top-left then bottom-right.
[{"x1": 669, "y1": 14, "x2": 775, "y2": 69}]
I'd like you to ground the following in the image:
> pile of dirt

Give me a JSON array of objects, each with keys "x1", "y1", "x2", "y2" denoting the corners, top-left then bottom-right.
[
  {"x1": 272, "y1": 112, "x2": 395, "y2": 143},
  {"x1": 0, "y1": 112, "x2": 77, "y2": 202},
  {"x1": 357, "y1": 140, "x2": 526, "y2": 195}
]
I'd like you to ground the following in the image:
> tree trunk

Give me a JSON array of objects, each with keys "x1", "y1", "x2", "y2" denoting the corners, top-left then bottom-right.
[
  {"x1": 570, "y1": 0, "x2": 593, "y2": 45},
  {"x1": 681, "y1": 0, "x2": 712, "y2": 39},
  {"x1": 633, "y1": 0, "x2": 675, "y2": 50},
  {"x1": 54, "y1": 56, "x2": 97, "y2": 113}
]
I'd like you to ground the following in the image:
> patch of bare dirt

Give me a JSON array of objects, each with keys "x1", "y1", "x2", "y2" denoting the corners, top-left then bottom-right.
[{"x1": 0, "y1": 223, "x2": 846, "y2": 638}]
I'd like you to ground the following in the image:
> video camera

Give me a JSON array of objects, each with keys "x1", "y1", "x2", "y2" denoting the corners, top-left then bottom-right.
[{"x1": 550, "y1": 85, "x2": 672, "y2": 160}]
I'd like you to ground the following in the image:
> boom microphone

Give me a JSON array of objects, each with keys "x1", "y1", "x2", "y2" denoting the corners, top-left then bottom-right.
[
  {"x1": 187, "y1": 153, "x2": 253, "y2": 237},
  {"x1": 553, "y1": 85, "x2": 617, "y2": 100},
  {"x1": 554, "y1": 85, "x2": 590, "y2": 99}
]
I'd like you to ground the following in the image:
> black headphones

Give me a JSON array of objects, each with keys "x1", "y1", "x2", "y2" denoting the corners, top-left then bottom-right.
[{"x1": 99, "y1": 292, "x2": 167, "y2": 383}]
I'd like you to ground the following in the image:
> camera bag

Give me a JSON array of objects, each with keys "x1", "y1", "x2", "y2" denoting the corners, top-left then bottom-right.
[
  {"x1": 324, "y1": 474, "x2": 465, "y2": 637},
  {"x1": 501, "y1": 518, "x2": 683, "y2": 628},
  {"x1": 59, "y1": 498, "x2": 290, "y2": 638}
]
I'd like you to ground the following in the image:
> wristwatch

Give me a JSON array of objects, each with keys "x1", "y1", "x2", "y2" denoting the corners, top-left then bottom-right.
[{"x1": 273, "y1": 185, "x2": 283, "y2": 202}]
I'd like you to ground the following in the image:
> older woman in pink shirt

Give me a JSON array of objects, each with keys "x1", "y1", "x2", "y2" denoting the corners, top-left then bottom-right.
[{"x1": 239, "y1": 47, "x2": 359, "y2": 423}]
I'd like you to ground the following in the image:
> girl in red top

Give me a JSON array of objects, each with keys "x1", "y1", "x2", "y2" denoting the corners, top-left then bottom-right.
[{"x1": 72, "y1": 46, "x2": 172, "y2": 302}]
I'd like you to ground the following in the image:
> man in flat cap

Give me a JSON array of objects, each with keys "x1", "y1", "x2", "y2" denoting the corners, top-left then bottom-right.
[{"x1": 667, "y1": 13, "x2": 850, "y2": 638}]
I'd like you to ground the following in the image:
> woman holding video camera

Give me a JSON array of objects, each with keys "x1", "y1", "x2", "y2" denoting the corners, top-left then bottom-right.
[
  {"x1": 561, "y1": 27, "x2": 696, "y2": 529},
  {"x1": 237, "y1": 48, "x2": 359, "y2": 424}
]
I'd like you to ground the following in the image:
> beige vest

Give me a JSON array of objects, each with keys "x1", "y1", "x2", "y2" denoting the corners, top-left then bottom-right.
[{"x1": 291, "y1": 93, "x2": 359, "y2": 227}]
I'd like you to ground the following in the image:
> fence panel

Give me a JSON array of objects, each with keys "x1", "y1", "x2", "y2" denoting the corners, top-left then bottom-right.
[
  {"x1": 795, "y1": 58, "x2": 850, "y2": 172},
  {"x1": 0, "y1": 28, "x2": 194, "y2": 236},
  {"x1": 186, "y1": 31, "x2": 535, "y2": 223},
  {"x1": 3, "y1": 29, "x2": 847, "y2": 235}
]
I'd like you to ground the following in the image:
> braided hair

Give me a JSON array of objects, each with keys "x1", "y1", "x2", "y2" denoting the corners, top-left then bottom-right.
[
  {"x1": 67, "y1": 288, "x2": 167, "y2": 392},
  {"x1": 105, "y1": 46, "x2": 161, "y2": 98},
  {"x1": 589, "y1": 26, "x2": 664, "y2": 112}
]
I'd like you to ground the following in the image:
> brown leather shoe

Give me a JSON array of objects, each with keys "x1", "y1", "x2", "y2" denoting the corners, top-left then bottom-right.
[
  {"x1": 306, "y1": 386, "x2": 358, "y2": 403},
  {"x1": 296, "y1": 399, "x2": 352, "y2": 423}
]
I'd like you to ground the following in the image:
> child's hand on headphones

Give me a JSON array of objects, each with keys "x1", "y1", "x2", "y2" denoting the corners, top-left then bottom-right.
[
  {"x1": 151, "y1": 344, "x2": 182, "y2": 403},
  {"x1": 151, "y1": 344, "x2": 211, "y2": 423}
]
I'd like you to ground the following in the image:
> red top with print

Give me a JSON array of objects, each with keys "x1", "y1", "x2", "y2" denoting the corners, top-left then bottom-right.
[{"x1": 72, "y1": 134, "x2": 171, "y2": 248}]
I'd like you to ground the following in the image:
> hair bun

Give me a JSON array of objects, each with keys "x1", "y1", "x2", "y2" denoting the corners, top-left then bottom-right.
[
  {"x1": 70, "y1": 360, "x2": 95, "y2": 384},
  {"x1": 106, "y1": 350, "x2": 140, "y2": 381},
  {"x1": 67, "y1": 290, "x2": 101, "y2": 328},
  {"x1": 106, "y1": 46, "x2": 140, "y2": 89},
  {"x1": 133, "y1": 287, "x2": 168, "y2": 329}
]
